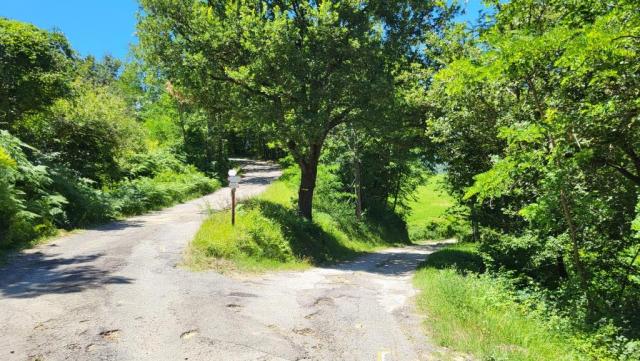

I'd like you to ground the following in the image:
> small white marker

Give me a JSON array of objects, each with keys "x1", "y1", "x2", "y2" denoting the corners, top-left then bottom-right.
[{"x1": 378, "y1": 350, "x2": 391, "y2": 361}]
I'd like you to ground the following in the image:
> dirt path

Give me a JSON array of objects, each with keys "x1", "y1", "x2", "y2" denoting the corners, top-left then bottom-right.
[{"x1": 0, "y1": 160, "x2": 444, "y2": 361}]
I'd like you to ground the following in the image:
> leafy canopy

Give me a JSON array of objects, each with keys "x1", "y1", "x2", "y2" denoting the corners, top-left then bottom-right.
[{"x1": 0, "y1": 17, "x2": 74, "y2": 128}]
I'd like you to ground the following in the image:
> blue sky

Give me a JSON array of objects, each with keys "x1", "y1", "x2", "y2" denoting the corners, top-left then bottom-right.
[
  {"x1": 0, "y1": 0, "x2": 139, "y2": 59},
  {"x1": 0, "y1": 0, "x2": 488, "y2": 60}
]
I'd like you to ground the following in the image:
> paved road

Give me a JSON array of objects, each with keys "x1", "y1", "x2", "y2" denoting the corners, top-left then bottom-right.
[{"x1": 0, "y1": 160, "x2": 444, "y2": 361}]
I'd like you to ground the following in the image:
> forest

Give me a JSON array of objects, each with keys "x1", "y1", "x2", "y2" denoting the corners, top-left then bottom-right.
[{"x1": 1, "y1": 0, "x2": 639, "y2": 359}]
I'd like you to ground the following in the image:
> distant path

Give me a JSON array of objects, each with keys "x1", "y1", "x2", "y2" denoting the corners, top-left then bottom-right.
[{"x1": 0, "y1": 160, "x2": 447, "y2": 361}]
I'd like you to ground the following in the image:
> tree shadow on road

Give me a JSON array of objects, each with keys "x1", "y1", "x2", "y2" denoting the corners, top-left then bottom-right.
[
  {"x1": 415, "y1": 243, "x2": 485, "y2": 275},
  {"x1": 327, "y1": 242, "x2": 452, "y2": 276},
  {"x1": 0, "y1": 251, "x2": 133, "y2": 299}
]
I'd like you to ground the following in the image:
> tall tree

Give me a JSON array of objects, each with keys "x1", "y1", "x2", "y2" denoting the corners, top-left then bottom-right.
[
  {"x1": 430, "y1": 0, "x2": 640, "y2": 325},
  {"x1": 137, "y1": 0, "x2": 452, "y2": 219},
  {"x1": 0, "y1": 18, "x2": 74, "y2": 128}
]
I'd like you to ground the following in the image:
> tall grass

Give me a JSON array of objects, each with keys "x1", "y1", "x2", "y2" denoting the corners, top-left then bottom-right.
[{"x1": 414, "y1": 243, "x2": 585, "y2": 360}]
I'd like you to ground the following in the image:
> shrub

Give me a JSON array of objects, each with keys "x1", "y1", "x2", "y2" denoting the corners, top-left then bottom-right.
[
  {"x1": 108, "y1": 167, "x2": 219, "y2": 216},
  {"x1": 50, "y1": 169, "x2": 114, "y2": 226},
  {"x1": 0, "y1": 131, "x2": 63, "y2": 247},
  {"x1": 0, "y1": 129, "x2": 220, "y2": 250},
  {"x1": 118, "y1": 148, "x2": 188, "y2": 178},
  {"x1": 479, "y1": 228, "x2": 566, "y2": 288}
]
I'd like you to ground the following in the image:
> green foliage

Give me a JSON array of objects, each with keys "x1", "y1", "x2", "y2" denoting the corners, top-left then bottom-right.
[
  {"x1": 137, "y1": 0, "x2": 451, "y2": 218},
  {"x1": 415, "y1": 244, "x2": 585, "y2": 361},
  {"x1": 14, "y1": 82, "x2": 144, "y2": 182},
  {"x1": 118, "y1": 148, "x2": 189, "y2": 178},
  {"x1": 141, "y1": 93, "x2": 182, "y2": 147},
  {"x1": 0, "y1": 18, "x2": 225, "y2": 252},
  {"x1": 479, "y1": 229, "x2": 566, "y2": 288},
  {"x1": 108, "y1": 167, "x2": 219, "y2": 216},
  {"x1": 427, "y1": 0, "x2": 640, "y2": 353},
  {"x1": 0, "y1": 131, "x2": 62, "y2": 246},
  {"x1": 189, "y1": 166, "x2": 409, "y2": 271},
  {"x1": 0, "y1": 18, "x2": 73, "y2": 127},
  {"x1": 0, "y1": 126, "x2": 220, "y2": 251},
  {"x1": 49, "y1": 169, "x2": 114, "y2": 227},
  {"x1": 407, "y1": 174, "x2": 470, "y2": 241}
]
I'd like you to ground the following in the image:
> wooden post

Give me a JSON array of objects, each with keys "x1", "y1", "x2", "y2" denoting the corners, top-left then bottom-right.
[
  {"x1": 231, "y1": 188, "x2": 236, "y2": 226},
  {"x1": 228, "y1": 169, "x2": 239, "y2": 226}
]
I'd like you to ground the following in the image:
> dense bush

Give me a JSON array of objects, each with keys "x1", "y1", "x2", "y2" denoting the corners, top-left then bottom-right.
[
  {"x1": 0, "y1": 19, "x2": 226, "y2": 252},
  {"x1": 479, "y1": 229, "x2": 565, "y2": 288},
  {"x1": 0, "y1": 129, "x2": 220, "y2": 250},
  {"x1": 0, "y1": 131, "x2": 63, "y2": 246},
  {"x1": 13, "y1": 83, "x2": 144, "y2": 182},
  {"x1": 108, "y1": 168, "x2": 219, "y2": 216},
  {"x1": 50, "y1": 168, "x2": 114, "y2": 226}
]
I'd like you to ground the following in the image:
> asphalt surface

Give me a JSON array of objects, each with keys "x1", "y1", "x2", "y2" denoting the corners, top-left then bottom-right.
[{"x1": 0, "y1": 160, "x2": 445, "y2": 361}]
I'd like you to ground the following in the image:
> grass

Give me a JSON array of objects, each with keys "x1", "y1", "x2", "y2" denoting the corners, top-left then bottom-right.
[
  {"x1": 406, "y1": 174, "x2": 469, "y2": 241},
  {"x1": 407, "y1": 174, "x2": 454, "y2": 230},
  {"x1": 414, "y1": 243, "x2": 585, "y2": 360},
  {"x1": 187, "y1": 167, "x2": 409, "y2": 272}
]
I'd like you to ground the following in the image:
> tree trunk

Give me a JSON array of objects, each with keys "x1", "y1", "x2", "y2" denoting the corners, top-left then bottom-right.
[
  {"x1": 205, "y1": 116, "x2": 215, "y2": 166},
  {"x1": 559, "y1": 189, "x2": 588, "y2": 291},
  {"x1": 392, "y1": 172, "x2": 402, "y2": 212},
  {"x1": 177, "y1": 103, "x2": 188, "y2": 146},
  {"x1": 471, "y1": 206, "x2": 480, "y2": 242},
  {"x1": 354, "y1": 158, "x2": 363, "y2": 220},
  {"x1": 298, "y1": 159, "x2": 318, "y2": 220}
]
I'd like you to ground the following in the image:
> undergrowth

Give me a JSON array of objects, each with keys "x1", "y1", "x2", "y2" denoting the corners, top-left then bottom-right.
[
  {"x1": 414, "y1": 243, "x2": 640, "y2": 360},
  {"x1": 0, "y1": 131, "x2": 220, "y2": 254},
  {"x1": 187, "y1": 166, "x2": 410, "y2": 272}
]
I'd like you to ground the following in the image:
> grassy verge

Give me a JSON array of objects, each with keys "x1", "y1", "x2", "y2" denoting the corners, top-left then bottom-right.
[
  {"x1": 414, "y1": 243, "x2": 585, "y2": 361},
  {"x1": 407, "y1": 174, "x2": 469, "y2": 242},
  {"x1": 187, "y1": 167, "x2": 409, "y2": 272}
]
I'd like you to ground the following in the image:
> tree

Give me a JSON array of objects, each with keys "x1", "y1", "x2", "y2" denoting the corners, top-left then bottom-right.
[
  {"x1": 0, "y1": 18, "x2": 73, "y2": 128},
  {"x1": 430, "y1": 0, "x2": 640, "y2": 327},
  {"x1": 137, "y1": 0, "x2": 451, "y2": 219},
  {"x1": 14, "y1": 82, "x2": 143, "y2": 183}
]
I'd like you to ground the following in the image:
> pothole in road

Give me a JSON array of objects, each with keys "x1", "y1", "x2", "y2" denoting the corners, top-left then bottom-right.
[
  {"x1": 180, "y1": 329, "x2": 199, "y2": 340},
  {"x1": 228, "y1": 291, "x2": 257, "y2": 298},
  {"x1": 304, "y1": 311, "x2": 320, "y2": 319},
  {"x1": 293, "y1": 327, "x2": 315, "y2": 336},
  {"x1": 99, "y1": 329, "x2": 121, "y2": 341},
  {"x1": 312, "y1": 297, "x2": 334, "y2": 306}
]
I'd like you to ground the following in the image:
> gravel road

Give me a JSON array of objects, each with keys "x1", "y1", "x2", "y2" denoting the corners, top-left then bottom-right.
[{"x1": 0, "y1": 160, "x2": 444, "y2": 361}]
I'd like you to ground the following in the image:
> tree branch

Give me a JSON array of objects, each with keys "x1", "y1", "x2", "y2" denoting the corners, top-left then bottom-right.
[{"x1": 605, "y1": 161, "x2": 640, "y2": 186}]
